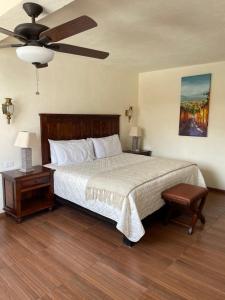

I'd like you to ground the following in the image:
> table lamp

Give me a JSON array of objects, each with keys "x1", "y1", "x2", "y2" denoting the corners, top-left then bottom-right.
[
  {"x1": 129, "y1": 126, "x2": 142, "y2": 151},
  {"x1": 14, "y1": 131, "x2": 36, "y2": 172}
]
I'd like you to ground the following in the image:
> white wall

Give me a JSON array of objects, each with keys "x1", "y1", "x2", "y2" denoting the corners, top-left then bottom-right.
[
  {"x1": 138, "y1": 61, "x2": 225, "y2": 190},
  {"x1": 0, "y1": 49, "x2": 138, "y2": 210}
]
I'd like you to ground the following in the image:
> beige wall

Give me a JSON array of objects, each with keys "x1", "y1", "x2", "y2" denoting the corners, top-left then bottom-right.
[
  {"x1": 138, "y1": 61, "x2": 225, "y2": 190},
  {"x1": 1, "y1": 49, "x2": 224, "y2": 213},
  {"x1": 0, "y1": 49, "x2": 138, "y2": 210}
]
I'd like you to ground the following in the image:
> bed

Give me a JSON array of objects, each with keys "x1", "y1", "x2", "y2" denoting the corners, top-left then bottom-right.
[{"x1": 40, "y1": 113, "x2": 206, "y2": 244}]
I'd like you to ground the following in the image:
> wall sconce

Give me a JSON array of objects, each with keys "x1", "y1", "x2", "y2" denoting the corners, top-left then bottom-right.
[
  {"x1": 2, "y1": 98, "x2": 14, "y2": 124},
  {"x1": 125, "y1": 106, "x2": 133, "y2": 122}
]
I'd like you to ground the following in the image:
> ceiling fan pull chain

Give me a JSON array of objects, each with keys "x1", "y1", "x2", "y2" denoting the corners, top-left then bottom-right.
[{"x1": 35, "y1": 67, "x2": 40, "y2": 95}]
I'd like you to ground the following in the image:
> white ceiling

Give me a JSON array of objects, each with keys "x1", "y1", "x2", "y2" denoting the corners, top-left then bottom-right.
[{"x1": 1, "y1": 0, "x2": 225, "y2": 72}]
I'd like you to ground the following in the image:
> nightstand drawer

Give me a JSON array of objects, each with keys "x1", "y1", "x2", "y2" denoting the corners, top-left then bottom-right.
[{"x1": 20, "y1": 176, "x2": 50, "y2": 189}]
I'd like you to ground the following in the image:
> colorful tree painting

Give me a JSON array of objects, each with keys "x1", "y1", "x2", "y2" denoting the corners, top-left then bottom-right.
[{"x1": 179, "y1": 74, "x2": 211, "y2": 137}]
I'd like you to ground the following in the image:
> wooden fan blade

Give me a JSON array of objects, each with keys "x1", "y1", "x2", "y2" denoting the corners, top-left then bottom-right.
[
  {"x1": 39, "y1": 16, "x2": 97, "y2": 43},
  {"x1": 47, "y1": 43, "x2": 109, "y2": 59},
  {"x1": 0, "y1": 27, "x2": 27, "y2": 42},
  {"x1": 0, "y1": 44, "x2": 24, "y2": 48}
]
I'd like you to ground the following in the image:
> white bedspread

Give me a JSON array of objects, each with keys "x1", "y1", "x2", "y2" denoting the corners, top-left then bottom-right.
[{"x1": 46, "y1": 153, "x2": 206, "y2": 242}]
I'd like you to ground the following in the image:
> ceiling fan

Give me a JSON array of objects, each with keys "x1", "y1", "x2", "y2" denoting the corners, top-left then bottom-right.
[{"x1": 0, "y1": 2, "x2": 109, "y2": 69}]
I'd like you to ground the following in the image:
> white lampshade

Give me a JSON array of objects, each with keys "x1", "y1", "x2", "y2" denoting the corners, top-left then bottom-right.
[
  {"x1": 14, "y1": 131, "x2": 36, "y2": 148},
  {"x1": 129, "y1": 126, "x2": 142, "y2": 137},
  {"x1": 16, "y1": 46, "x2": 54, "y2": 64}
]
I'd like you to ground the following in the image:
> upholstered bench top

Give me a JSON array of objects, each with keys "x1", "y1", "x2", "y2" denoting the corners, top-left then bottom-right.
[{"x1": 162, "y1": 183, "x2": 208, "y2": 206}]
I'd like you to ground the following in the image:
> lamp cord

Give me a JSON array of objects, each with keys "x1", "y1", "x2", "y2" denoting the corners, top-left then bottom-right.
[{"x1": 35, "y1": 68, "x2": 40, "y2": 95}]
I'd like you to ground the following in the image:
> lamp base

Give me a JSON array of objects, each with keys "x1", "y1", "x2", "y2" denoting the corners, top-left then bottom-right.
[
  {"x1": 132, "y1": 136, "x2": 140, "y2": 152},
  {"x1": 20, "y1": 148, "x2": 33, "y2": 173}
]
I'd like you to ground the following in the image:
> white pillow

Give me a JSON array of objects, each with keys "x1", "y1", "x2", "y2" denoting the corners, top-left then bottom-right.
[
  {"x1": 91, "y1": 134, "x2": 122, "y2": 159},
  {"x1": 49, "y1": 139, "x2": 95, "y2": 165},
  {"x1": 48, "y1": 139, "x2": 62, "y2": 164}
]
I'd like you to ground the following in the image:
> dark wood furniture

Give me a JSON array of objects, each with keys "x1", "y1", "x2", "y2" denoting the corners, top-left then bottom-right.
[
  {"x1": 162, "y1": 183, "x2": 208, "y2": 234},
  {"x1": 123, "y1": 150, "x2": 152, "y2": 156},
  {"x1": 39, "y1": 113, "x2": 120, "y2": 165},
  {"x1": 2, "y1": 166, "x2": 54, "y2": 223}
]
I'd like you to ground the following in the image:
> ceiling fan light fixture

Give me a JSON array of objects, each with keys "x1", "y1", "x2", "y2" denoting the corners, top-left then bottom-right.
[{"x1": 16, "y1": 46, "x2": 54, "y2": 64}]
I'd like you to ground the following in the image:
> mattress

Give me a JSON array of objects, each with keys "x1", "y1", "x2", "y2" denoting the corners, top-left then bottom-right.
[{"x1": 46, "y1": 153, "x2": 206, "y2": 242}]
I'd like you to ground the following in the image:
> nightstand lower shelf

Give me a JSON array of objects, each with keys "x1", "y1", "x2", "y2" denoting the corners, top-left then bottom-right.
[{"x1": 21, "y1": 198, "x2": 53, "y2": 217}]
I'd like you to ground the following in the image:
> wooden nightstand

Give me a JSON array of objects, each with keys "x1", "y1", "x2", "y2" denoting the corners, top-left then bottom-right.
[
  {"x1": 123, "y1": 150, "x2": 152, "y2": 156},
  {"x1": 2, "y1": 166, "x2": 54, "y2": 223}
]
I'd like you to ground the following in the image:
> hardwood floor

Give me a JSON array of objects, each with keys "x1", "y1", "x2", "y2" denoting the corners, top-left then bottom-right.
[{"x1": 0, "y1": 191, "x2": 225, "y2": 299}]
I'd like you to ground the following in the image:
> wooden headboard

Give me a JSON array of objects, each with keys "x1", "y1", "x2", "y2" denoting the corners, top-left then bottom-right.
[{"x1": 39, "y1": 113, "x2": 120, "y2": 165}]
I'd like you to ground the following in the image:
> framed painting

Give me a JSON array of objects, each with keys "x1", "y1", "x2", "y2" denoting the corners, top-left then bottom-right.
[{"x1": 179, "y1": 73, "x2": 211, "y2": 137}]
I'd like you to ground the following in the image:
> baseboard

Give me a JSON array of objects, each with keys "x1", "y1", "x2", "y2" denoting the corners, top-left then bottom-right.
[{"x1": 208, "y1": 187, "x2": 225, "y2": 194}]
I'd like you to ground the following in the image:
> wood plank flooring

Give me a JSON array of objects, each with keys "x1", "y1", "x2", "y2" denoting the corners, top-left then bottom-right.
[{"x1": 0, "y1": 191, "x2": 225, "y2": 299}]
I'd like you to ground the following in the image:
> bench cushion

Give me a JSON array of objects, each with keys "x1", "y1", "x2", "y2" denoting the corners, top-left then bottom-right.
[{"x1": 162, "y1": 183, "x2": 208, "y2": 206}]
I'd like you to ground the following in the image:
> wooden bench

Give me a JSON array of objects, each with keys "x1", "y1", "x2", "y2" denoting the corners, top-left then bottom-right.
[{"x1": 162, "y1": 183, "x2": 208, "y2": 234}]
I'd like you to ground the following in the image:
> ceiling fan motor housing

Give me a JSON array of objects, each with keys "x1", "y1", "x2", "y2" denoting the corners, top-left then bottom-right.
[
  {"x1": 14, "y1": 23, "x2": 49, "y2": 41},
  {"x1": 13, "y1": 2, "x2": 48, "y2": 42}
]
